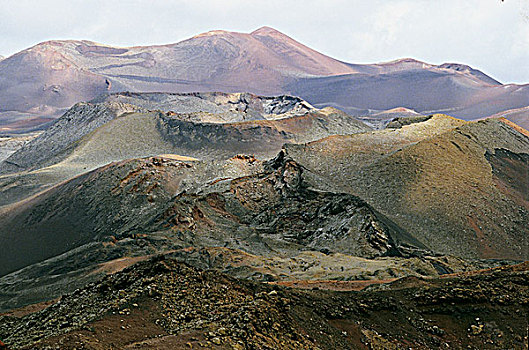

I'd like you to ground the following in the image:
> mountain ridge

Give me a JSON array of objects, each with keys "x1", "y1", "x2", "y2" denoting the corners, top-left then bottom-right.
[{"x1": 1, "y1": 26, "x2": 526, "y2": 133}]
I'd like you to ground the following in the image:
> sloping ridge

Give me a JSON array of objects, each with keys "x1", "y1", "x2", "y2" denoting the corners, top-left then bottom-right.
[
  {"x1": 1, "y1": 92, "x2": 368, "y2": 174},
  {"x1": 287, "y1": 69, "x2": 529, "y2": 121},
  {"x1": 485, "y1": 105, "x2": 529, "y2": 131},
  {"x1": 285, "y1": 116, "x2": 529, "y2": 259}
]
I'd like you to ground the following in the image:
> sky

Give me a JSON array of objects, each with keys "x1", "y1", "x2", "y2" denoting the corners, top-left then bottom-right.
[{"x1": 1, "y1": 0, "x2": 528, "y2": 83}]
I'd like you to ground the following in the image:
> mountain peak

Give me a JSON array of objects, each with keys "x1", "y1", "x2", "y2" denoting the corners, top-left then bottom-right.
[
  {"x1": 251, "y1": 26, "x2": 284, "y2": 36},
  {"x1": 379, "y1": 57, "x2": 428, "y2": 66},
  {"x1": 192, "y1": 29, "x2": 233, "y2": 39}
]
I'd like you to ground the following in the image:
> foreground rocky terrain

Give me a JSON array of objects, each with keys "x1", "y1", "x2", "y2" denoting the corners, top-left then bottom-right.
[
  {"x1": 1, "y1": 27, "x2": 528, "y2": 133},
  {"x1": 1, "y1": 256, "x2": 528, "y2": 349}
]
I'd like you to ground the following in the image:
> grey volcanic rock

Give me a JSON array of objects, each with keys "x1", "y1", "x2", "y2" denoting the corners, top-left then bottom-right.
[
  {"x1": 0, "y1": 153, "x2": 422, "y2": 277},
  {"x1": 93, "y1": 91, "x2": 315, "y2": 123},
  {"x1": 5, "y1": 152, "x2": 492, "y2": 313},
  {"x1": 385, "y1": 115, "x2": 433, "y2": 129}
]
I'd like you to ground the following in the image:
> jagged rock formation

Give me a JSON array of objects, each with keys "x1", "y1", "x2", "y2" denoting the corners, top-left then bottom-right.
[{"x1": 0, "y1": 152, "x2": 422, "y2": 278}]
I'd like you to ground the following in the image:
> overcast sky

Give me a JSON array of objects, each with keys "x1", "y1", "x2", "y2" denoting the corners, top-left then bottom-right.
[{"x1": 1, "y1": 0, "x2": 528, "y2": 83}]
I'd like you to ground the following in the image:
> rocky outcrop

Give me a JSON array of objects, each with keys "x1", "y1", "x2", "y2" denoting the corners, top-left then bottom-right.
[
  {"x1": 1, "y1": 257, "x2": 527, "y2": 349},
  {"x1": 0, "y1": 149, "x2": 436, "y2": 317}
]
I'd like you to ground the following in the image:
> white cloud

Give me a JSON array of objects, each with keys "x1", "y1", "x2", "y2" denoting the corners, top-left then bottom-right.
[{"x1": 0, "y1": 0, "x2": 527, "y2": 83}]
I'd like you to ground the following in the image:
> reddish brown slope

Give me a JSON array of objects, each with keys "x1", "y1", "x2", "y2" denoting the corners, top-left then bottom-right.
[{"x1": 2, "y1": 27, "x2": 524, "y2": 132}]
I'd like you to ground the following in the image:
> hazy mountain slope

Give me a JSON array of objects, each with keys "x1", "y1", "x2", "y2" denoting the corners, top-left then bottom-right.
[
  {"x1": 354, "y1": 107, "x2": 423, "y2": 129},
  {"x1": 485, "y1": 105, "x2": 529, "y2": 130},
  {"x1": 285, "y1": 117, "x2": 529, "y2": 260},
  {"x1": 70, "y1": 26, "x2": 357, "y2": 93},
  {"x1": 1, "y1": 27, "x2": 526, "y2": 132},
  {"x1": 0, "y1": 27, "x2": 357, "y2": 130},
  {"x1": 287, "y1": 69, "x2": 529, "y2": 120},
  {"x1": 345, "y1": 58, "x2": 501, "y2": 85},
  {"x1": 0, "y1": 42, "x2": 110, "y2": 116}
]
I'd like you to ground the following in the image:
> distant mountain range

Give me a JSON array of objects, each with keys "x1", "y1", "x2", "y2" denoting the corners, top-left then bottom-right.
[{"x1": 1, "y1": 26, "x2": 528, "y2": 132}]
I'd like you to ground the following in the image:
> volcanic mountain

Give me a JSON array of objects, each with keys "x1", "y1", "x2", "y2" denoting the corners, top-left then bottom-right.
[
  {"x1": 0, "y1": 92, "x2": 370, "y2": 207},
  {"x1": 285, "y1": 116, "x2": 529, "y2": 260},
  {"x1": 0, "y1": 103, "x2": 526, "y2": 314},
  {"x1": 1, "y1": 27, "x2": 528, "y2": 132}
]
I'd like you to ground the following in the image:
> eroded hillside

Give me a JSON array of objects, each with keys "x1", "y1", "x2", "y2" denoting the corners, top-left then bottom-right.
[{"x1": 285, "y1": 116, "x2": 529, "y2": 259}]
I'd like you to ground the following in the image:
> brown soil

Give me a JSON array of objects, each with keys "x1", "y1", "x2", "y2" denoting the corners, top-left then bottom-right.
[
  {"x1": 269, "y1": 279, "x2": 396, "y2": 291},
  {"x1": 1, "y1": 257, "x2": 527, "y2": 349},
  {"x1": 0, "y1": 299, "x2": 60, "y2": 318}
]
